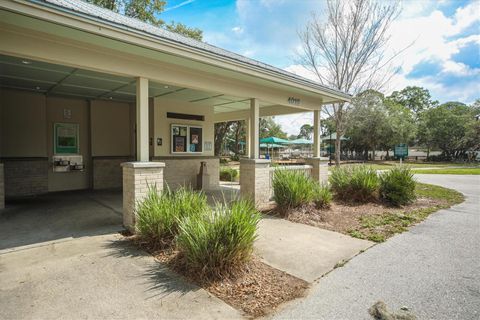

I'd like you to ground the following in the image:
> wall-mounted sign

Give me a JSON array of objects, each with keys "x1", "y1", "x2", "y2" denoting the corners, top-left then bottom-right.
[
  {"x1": 63, "y1": 108, "x2": 72, "y2": 119},
  {"x1": 288, "y1": 97, "x2": 301, "y2": 105},
  {"x1": 54, "y1": 123, "x2": 79, "y2": 154},
  {"x1": 204, "y1": 141, "x2": 212, "y2": 151}
]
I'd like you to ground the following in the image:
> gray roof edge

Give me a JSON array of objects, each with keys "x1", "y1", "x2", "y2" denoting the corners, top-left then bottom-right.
[{"x1": 29, "y1": 0, "x2": 351, "y2": 100}]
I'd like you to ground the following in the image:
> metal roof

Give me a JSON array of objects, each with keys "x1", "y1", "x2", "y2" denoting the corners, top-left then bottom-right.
[{"x1": 33, "y1": 0, "x2": 350, "y2": 100}]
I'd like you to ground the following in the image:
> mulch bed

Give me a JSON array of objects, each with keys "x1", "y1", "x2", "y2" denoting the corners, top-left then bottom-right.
[
  {"x1": 267, "y1": 197, "x2": 447, "y2": 238},
  {"x1": 125, "y1": 235, "x2": 308, "y2": 318}
]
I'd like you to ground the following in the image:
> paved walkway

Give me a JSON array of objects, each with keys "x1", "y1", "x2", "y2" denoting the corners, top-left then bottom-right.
[
  {"x1": 0, "y1": 233, "x2": 242, "y2": 320},
  {"x1": 271, "y1": 175, "x2": 480, "y2": 320},
  {"x1": 256, "y1": 216, "x2": 373, "y2": 282}
]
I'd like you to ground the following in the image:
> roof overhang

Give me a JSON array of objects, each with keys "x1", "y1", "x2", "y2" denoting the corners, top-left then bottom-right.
[{"x1": 0, "y1": 0, "x2": 351, "y2": 109}]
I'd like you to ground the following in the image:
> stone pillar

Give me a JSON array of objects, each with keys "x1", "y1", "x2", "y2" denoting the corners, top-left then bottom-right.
[
  {"x1": 121, "y1": 162, "x2": 165, "y2": 232},
  {"x1": 305, "y1": 157, "x2": 329, "y2": 185},
  {"x1": 136, "y1": 77, "x2": 149, "y2": 162},
  {"x1": 240, "y1": 158, "x2": 271, "y2": 207},
  {"x1": 0, "y1": 163, "x2": 4, "y2": 210},
  {"x1": 249, "y1": 98, "x2": 259, "y2": 159}
]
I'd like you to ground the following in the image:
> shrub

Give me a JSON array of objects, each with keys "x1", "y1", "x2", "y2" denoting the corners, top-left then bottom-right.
[
  {"x1": 176, "y1": 199, "x2": 260, "y2": 278},
  {"x1": 272, "y1": 169, "x2": 317, "y2": 208},
  {"x1": 329, "y1": 165, "x2": 380, "y2": 202},
  {"x1": 313, "y1": 184, "x2": 332, "y2": 209},
  {"x1": 135, "y1": 185, "x2": 208, "y2": 244},
  {"x1": 380, "y1": 166, "x2": 416, "y2": 206},
  {"x1": 219, "y1": 167, "x2": 238, "y2": 181}
]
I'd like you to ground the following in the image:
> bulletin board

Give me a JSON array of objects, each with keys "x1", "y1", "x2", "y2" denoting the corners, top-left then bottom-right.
[{"x1": 54, "y1": 123, "x2": 79, "y2": 154}]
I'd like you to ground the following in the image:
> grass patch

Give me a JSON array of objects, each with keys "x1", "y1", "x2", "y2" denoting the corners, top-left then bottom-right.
[
  {"x1": 415, "y1": 182, "x2": 464, "y2": 204},
  {"x1": 348, "y1": 183, "x2": 464, "y2": 242},
  {"x1": 412, "y1": 168, "x2": 480, "y2": 175}
]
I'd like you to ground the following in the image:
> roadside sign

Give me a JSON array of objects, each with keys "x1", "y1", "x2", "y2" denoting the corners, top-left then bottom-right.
[{"x1": 394, "y1": 144, "x2": 408, "y2": 159}]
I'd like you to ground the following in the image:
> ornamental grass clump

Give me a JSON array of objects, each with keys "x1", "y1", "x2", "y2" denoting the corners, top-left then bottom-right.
[
  {"x1": 219, "y1": 167, "x2": 238, "y2": 181},
  {"x1": 329, "y1": 165, "x2": 380, "y2": 202},
  {"x1": 313, "y1": 183, "x2": 333, "y2": 209},
  {"x1": 380, "y1": 166, "x2": 416, "y2": 206},
  {"x1": 272, "y1": 169, "x2": 317, "y2": 209},
  {"x1": 135, "y1": 185, "x2": 208, "y2": 244},
  {"x1": 176, "y1": 199, "x2": 260, "y2": 279}
]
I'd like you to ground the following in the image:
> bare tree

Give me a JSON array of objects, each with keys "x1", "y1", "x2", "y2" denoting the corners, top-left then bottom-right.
[{"x1": 298, "y1": 0, "x2": 402, "y2": 166}]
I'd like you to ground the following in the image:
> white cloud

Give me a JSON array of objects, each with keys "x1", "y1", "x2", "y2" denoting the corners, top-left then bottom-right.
[{"x1": 231, "y1": 26, "x2": 244, "y2": 34}]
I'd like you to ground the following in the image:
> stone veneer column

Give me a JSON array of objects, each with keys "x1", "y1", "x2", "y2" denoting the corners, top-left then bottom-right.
[
  {"x1": 0, "y1": 163, "x2": 4, "y2": 209},
  {"x1": 240, "y1": 158, "x2": 271, "y2": 207},
  {"x1": 305, "y1": 157, "x2": 329, "y2": 185},
  {"x1": 121, "y1": 162, "x2": 165, "y2": 232}
]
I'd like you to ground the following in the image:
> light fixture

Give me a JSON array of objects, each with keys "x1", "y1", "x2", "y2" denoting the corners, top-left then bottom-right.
[
  {"x1": 35, "y1": 86, "x2": 41, "y2": 90},
  {"x1": 21, "y1": 60, "x2": 32, "y2": 65},
  {"x1": 108, "y1": 96, "x2": 113, "y2": 100},
  {"x1": 164, "y1": 85, "x2": 169, "y2": 89}
]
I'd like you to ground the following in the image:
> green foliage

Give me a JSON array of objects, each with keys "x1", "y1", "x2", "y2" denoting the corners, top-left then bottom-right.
[
  {"x1": 87, "y1": 0, "x2": 203, "y2": 40},
  {"x1": 379, "y1": 166, "x2": 416, "y2": 206},
  {"x1": 260, "y1": 117, "x2": 288, "y2": 139},
  {"x1": 176, "y1": 200, "x2": 260, "y2": 278},
  {"x1": 272, "y1": 169, "x2": 317, "y2": 208},
  {"x1": 329, "y1": 165, "x2": 380, "y2": 202},
  {"x1": 313, "y1": 184, "x2": 332, "y2": 209},
  {"x1": 417, "y1": 101, "x2": 479, "y2": 159},
  {"x1": 135, "y1": 185, "x2": 208, "y2": 243},
  {"x1": 298, "y1": 124, "x2": 313, "y2": 140},
  {"x1": 219, "y1": 167, "x2": 238, "y2": 181},
  {"x1": 387, "y1": 86, "x2": 438, "y2": 114}
]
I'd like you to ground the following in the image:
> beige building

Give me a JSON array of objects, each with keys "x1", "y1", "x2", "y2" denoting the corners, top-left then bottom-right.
[{"x1": 0, "y1": 0, "x2": 350, "y2": 228}]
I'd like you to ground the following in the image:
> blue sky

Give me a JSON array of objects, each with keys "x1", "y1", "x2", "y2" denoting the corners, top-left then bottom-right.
[{"x1": 162, "y1": 0, "x2": 480, "y2": 135}]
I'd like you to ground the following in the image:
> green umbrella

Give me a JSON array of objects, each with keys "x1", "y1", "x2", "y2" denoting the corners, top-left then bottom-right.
[
  {"x1": 321, "y1": 132, "x2": 348, "y2": 141},
  {"x1": 260, "y1": 137, "x2": 289, "y2": 144}
]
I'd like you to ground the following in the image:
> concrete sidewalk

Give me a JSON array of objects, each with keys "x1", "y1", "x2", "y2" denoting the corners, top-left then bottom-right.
[
  {"x1": 256, "y1": 216, "x2": 373, "y2": 282},
  {"x1": 0, "y1": 234, "x2": 242, "y2": 320}
]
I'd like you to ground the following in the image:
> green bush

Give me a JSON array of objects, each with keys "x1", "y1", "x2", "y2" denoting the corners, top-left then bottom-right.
[
  {"x1": 135, "y1": 185, "x2": 208, "y2": 243},
  {"x1": 313, "y1": 184, "x2": 333, "y2": 209},
  {"x1": 380, "y1": 166, "x2": 416, "y2": 206},
  {"x1": 272, "y1": 169, "x2": 317, "y2": 208},
  {"x1": 176, "y1": 199, "x2": 260, "y2": 278},
  {"x1": 219, "y1": 167, "x2": 238, "y2": 181},
  {"x1": 329, "y1": 165, "x2": 380, "y2": 202}
]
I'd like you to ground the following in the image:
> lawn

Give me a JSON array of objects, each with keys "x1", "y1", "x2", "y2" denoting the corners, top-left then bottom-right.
[
  {"x1": 411, "y1": 168, "x2": 480, "y2": 175},
  {"x1": 346, "y1": 161, "x2": 480, "y2": 171}
]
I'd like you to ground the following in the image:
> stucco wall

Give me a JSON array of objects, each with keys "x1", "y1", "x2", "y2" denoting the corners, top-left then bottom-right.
[
  {"x1": 90, "y1": 100, "x2": 133, "y2": 157},
  {"x1": 0, "y1": 89, "x2": 47, "y2": 157}
]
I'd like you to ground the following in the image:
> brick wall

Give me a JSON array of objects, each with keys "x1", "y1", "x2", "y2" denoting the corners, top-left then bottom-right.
[
  {"x1": 3, "y1": 159, "x2": 48, "y2": 197},
  {"x1": 122, "y1": 162, "x2": 164, "y2": 232},
  {"x1": 93, "y1": 157, "x2": 133, "y2": 190},
  {"x1": 240, "y1": 159, "x2": 271, "y2": 208},
  {"x1": 0, "y1": 163, "x2": 4, "y2": 209},
  {"x1": 159, "y1": 158, "x2": 219, "y2": 190}
]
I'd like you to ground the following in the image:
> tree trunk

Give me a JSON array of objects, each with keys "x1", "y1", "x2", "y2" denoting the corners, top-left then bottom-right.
[
  {"x1": 335, "y1": 136, "x2": 341, "y2": 166},
  {"x1": 214, "y1": 121, "x2": 234, "y2": 156}
]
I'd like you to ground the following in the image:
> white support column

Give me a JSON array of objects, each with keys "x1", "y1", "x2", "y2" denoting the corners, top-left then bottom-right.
[
  {"x1": 249, "y1": 98, "x2": 259, "y2": 159},
  {"x1": 0, "y1": 163, "x2": 4, "y2": 210},
  {"x1": 136, "y1": 77, "x2": 149, "y2": 162},
  {"x1": 313, "y1": 109, "x2": 321, "y2": 158},
  {"x1": 245, "y1": 117, "x2": 251, "y2": 157}
]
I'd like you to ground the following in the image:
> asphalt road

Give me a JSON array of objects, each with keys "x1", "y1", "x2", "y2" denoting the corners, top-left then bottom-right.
[{"x1": 272, "y1": 174, "x2": 480, "y2": 320}]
